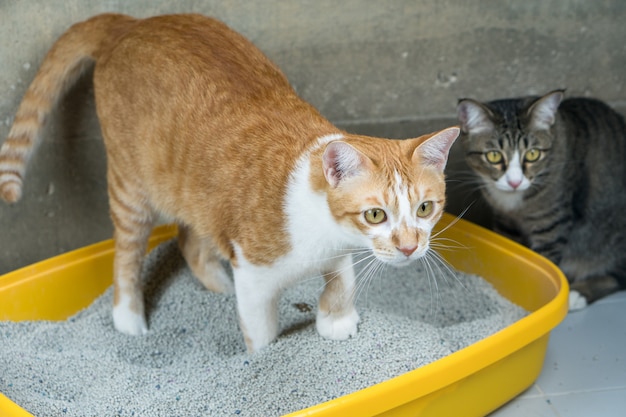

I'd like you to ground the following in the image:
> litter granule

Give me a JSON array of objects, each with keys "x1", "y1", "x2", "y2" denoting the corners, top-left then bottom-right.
[{"x1": 0, "y1": 239, "x2": 527, "y2": 416}]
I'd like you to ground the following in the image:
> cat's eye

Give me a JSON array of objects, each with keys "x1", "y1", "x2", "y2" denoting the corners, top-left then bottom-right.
[
  {"x1": 364, "y1": 208, "x2": 387, "y2": 224},
  {"x1": 485, "y1": 151, "x2": 503, "y2": 164},
  {"x1": 524, "y1": 148, "x2": 541, "y2": 162},
  {"x1": 417, "y1": 201, "x2": 433, "y2": 218}
]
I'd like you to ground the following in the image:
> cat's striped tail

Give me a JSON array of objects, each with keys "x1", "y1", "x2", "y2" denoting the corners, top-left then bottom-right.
[{"x1": 0, "y1": 13, "x2": 136, "y2": 203}]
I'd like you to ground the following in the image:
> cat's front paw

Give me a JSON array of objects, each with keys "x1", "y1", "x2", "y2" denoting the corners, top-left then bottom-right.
[
  {"x1": 568, "y1": 290, "x2": 588, "y2": 311},
  {"x1": 112, "y1": 303, "x2": 148, "y2": 335},
  {"x1": 316, "y1": 308, "x2": 360, "y2": 341}
]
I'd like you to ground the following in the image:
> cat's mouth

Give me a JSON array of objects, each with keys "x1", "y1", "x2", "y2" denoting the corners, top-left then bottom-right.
[
  {"x1": 373, "y1": 247, "x2": 427, "y2": 267},
  {"x1": 493, "y1": 176, "x2": 531, "y2": 192},
  {"x1": 390, "y1": 258, "x2": 418, "y2": 267},
  {"x1": 494, "y1": 183, "x2": 529, "y2": 193}
]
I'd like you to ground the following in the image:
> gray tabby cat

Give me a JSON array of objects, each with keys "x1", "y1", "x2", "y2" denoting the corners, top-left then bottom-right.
[{"x1": 456, "y1": 90, "x2": 626, "y2": 310}]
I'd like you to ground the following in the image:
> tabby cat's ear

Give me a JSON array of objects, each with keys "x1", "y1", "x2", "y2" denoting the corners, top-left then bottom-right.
[
  {"x1": 322, "y1": 141, "x2": 372, "y2": 187},
  {"x1": 412, "y1": 127, "x2": 459, "y2": 171},
  {"x1": 457, "y1": 99, "x2": 494, "y2": 134},
  {"x1": 528, "y1": 90, "x2": 564, "y2": 131}
]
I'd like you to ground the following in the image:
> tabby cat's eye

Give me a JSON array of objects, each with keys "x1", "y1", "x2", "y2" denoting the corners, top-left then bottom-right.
[
  {"x1": 524, "y1": 148, "x2": 541, "y2": 162},
  {"x1": 364, "y1": 208, "x2": 387, "y2": 224},
  {"x1": 485, "y1": 151, "x2": 503, "y2": 164},
  {"x1": 417, "y1": 201, "x2": 433, "y2": 218}
]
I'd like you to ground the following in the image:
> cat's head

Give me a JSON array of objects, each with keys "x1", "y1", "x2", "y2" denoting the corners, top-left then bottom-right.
[
  {"x1": 319, "y1": 127, "x2": 459, "y2": 266},
  {"x1": 456, "y1": 90, "x2": 563, "y2": 211}
]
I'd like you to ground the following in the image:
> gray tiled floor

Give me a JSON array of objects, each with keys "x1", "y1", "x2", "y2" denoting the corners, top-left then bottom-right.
[{"x1": 490, "y1": 291, "x2": 626, "y2": 417}]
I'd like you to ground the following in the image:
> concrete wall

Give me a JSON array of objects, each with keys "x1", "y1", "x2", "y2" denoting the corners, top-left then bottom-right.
[{"x1": 1, "y1": 0, "x2": 625, "y2": 273}]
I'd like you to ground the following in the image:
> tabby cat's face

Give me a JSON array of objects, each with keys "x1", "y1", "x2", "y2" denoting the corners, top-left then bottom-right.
[
  {"x1": 463, "y1": 122, "x2": 553, "y2": 193},
  {"x1": 457, "y1": 91, "x2": 563, "y2": 211}
]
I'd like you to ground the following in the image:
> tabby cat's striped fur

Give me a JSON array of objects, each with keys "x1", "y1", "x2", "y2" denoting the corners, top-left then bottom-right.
[
  {"x1": 457, "y1": 90, "x2": 626, "y2": 309},
  {"x1": 0, "y1": 14, "x2": 458, "y2": 352}
]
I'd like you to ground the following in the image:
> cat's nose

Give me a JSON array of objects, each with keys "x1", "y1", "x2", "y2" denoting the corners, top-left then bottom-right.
[
  {"x1": 397, "y1": 245, "x2": 418, "y2": 257},
  {"x1": 508, "y1": 178, "x2": 522, "y2": 189}
]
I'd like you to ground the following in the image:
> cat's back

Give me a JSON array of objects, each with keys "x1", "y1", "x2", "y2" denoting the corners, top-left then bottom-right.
[
  {"x1": 553, "y1": 97, "x2": 626, "y2": 214},
  {"x1": 559, "y1": 97, "x2": 626, "y2": 139},
  {"x1": 93, "y1": 12, "x2": 327, "y2": 181},
  {"x1": 96, "y1": 14, "x2": 293, "y2": 103},
  {"x1": 558, "y1": 97, "x2": 626, "y2": 179},
  {"x1": 93, "y1": 14, "x2": 338, "y2": 263}
]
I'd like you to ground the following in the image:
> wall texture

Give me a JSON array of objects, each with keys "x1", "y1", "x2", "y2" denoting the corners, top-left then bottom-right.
[{"x1": 1, "y1": 0, "x2": 625, "y2": 273}]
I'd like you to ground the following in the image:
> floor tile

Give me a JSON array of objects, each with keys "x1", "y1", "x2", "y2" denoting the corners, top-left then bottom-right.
[
  {"x1": 547, "y1": 388, "x2": 626, "y2": 417},
  {"x1": 489, "y1": 396, "x2": 559, "y2": 417},
  {"x1": 595, "y1": 290, "x2": 626, "y2": 305},
  {"x1": 536, "y1": 301, "x2": 626, "y2": 394},
  {"x1": 488, "y1": 293, "x2": 626, "y2": 416},
  {"x1": 517, "y1": 384, "x2": 544, "y2": 399}
]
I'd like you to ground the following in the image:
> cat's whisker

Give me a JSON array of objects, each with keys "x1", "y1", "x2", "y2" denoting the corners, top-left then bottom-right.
[
  {"x1": 427, "y1": 249, "x2": 466, "y2": 290},
  {"x1": 432, "y1": 204, "x2": 472, "y2": 240},
  {"x1": 430, "y1": 237, "x2": 469, "y2": 251},
  {"x1": 257, "y1": 246, "x2": 373, "y2": 270},
  {"x1": 261, "y1": 247, "x2": 375, "y2": 297},
  {"x1": 352, "y1": 259, "x2": 380, "y2": 306},
  {"x1": 313, "y1": 251, "x2": 377, "y2": 293},
  {"x1": 322, "y1": 253, "x2": 382, "y2": 311},
  {"x1": 419, "y1": 254, "x2": 442, "y2": 317},
  {"x1": 448, "y1": 171, "x2": 490, "y2": 185},
  {"x1": 447, "y1": 171, "x2": 484, "y2": 182}
]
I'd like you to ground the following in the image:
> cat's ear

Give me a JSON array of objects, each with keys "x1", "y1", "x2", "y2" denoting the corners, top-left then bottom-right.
[
  {"x1": 322, "y1": 141, "x2": 372, "y2": 187},
  {"x1": 457, "y1": 99, "x2": 494, "y2": 134},
  {"x1": 412, "y1": 127, "x2": 459, "y2": 171},
  {"x1": 528, "y1": 90, "x2": 564, "y2": 130}
]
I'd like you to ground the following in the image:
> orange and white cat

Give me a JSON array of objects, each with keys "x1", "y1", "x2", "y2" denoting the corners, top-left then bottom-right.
[{"x1": 0, "y1": 14, "x2": 458, "y2": 352}]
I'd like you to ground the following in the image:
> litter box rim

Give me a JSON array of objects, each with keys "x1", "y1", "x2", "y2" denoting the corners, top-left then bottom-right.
[
  {"x1": 0, "y1": 213, "x2": 568, "y2": 417},
  {"x1": 287, "y1": 214, "x2": 568, "y2": 416}
]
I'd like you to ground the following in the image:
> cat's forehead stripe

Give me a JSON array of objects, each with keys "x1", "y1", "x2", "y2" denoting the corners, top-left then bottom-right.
[{"x1": 392, "y1": 170, "x2": 413, "y2": 224}]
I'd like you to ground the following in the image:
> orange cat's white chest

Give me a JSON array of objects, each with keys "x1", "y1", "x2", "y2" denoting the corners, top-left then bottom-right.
[{"x1": 281, "y1": 135, "x2": 369, "y2": 269}]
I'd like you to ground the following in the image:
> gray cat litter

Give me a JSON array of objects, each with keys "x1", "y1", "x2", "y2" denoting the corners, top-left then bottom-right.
[{"x1": 0, "y1": 239, "x2": 527, "y2": 416}]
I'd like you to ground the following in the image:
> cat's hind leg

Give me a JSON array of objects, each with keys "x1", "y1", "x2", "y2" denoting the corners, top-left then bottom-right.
[
  {"x1": 561, "y1": 225, "x2": 626, "y2": 309},
  {"x1": 233, "y1": 265, "x2": 281, "y2": 352},
  {"x1": 316, "y1": 253, "x2": 360, "y2": 341},
  {"x1": 570, "y1": 275, "x2": 622, "y2": 309},
  {"x1": 178, "y1": 225, "x2": 233, "y2": 293},
  {"x1": 108, "y1": 168, "x2": 155, "y2": 336}
]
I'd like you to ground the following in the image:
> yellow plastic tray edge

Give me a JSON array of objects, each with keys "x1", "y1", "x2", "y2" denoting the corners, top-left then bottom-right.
[
  {"x1": 285, "y1": 215, "x2": 568, "y2": 416},
  {"x1": 0, "y1": 224, "x2": 177, "y2": 291},
  {"x1": 0, "y1": 393, "x2": 32, "y2": 417},
  {"x1": 0, "y1": 216, "x2": 568, "y2": 417}
]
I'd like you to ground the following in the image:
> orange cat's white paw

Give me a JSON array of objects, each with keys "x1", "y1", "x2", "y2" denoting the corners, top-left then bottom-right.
[
  {"x1": 568, "y1": 290, "x2": 588, "y2": 311},
  {"x1": 112, "y1": 302, "x2": 148, "y2": 335},
  {"x1": 316, "y1": 308, "x2": 360, "y2": 340}
]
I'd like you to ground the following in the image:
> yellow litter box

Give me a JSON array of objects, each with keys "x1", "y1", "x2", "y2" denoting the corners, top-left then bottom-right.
[{"x1": 0, "y1": 213, "x2": 568, "y2": 416}]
